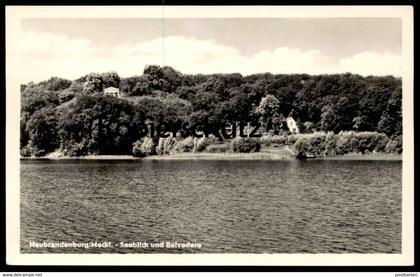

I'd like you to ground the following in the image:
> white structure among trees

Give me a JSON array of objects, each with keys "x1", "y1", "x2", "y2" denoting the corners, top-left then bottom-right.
[
  {"x1": 286, "y1": 117, "x2": 300, "y2": 134},
  {"x1": 103, "y1": 86, "x2": 120, "y2": 98}
]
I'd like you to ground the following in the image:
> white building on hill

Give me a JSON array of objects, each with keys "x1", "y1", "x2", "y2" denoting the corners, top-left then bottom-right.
[{"x1": 103, "y1": 86, "x2": 120, "y2": 98}]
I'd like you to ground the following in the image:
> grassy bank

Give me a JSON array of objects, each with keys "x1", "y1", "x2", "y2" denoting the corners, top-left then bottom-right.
[
  {"x1": 21, "y1": 154, "x2": 141, "y2": 160},
  {"x1": 143, "y1": 146, "x2": 401, "y2": 161},
  {"x1": 143, "y1": 150, "x2": 292, "y2": 160},
  {"x1": 315, "y1": 153, "x2": 402, "y2": 161},
  {"x1": 21, "y1": 148, "x2": 402, "y2": 161},
  {"x1": 21, "y1": 131, "x2": 403, "y2": 161}
]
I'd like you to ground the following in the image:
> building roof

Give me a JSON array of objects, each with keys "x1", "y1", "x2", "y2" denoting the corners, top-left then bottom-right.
[{"x1": 103, "y1": 86, "x2": 119, "y2": 92}]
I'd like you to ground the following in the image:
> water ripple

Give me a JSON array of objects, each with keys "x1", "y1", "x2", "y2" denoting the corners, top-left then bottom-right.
[{"x1": 20, "y1": 159, "x2": 401, "y2": 253}]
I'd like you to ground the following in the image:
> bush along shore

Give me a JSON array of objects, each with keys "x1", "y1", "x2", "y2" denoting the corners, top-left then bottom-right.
[
  {"x1": 130, "y1": 131, "x2": 401, "y2": 159},
  {"x1": 20, "y1": 66, "x2": 402, "y2": 160},
  {"x1": 23, "y1": 131, "x2": 402, "y2": 160}
]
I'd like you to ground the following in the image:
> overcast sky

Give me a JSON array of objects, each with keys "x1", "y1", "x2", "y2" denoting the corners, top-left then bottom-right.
[{"x1": 19, "y1": 18, "x2": 402, "y2": 82}]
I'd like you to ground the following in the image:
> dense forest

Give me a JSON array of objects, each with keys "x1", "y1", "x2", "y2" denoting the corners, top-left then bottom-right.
[{"x1": 20, "y1": 65, "x2": 402, "y2": 157}]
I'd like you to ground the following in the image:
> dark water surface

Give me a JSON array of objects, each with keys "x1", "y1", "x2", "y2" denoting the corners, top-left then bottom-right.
[{"x1": 21, "y1": 159, "x2": 401, "y2": 253}]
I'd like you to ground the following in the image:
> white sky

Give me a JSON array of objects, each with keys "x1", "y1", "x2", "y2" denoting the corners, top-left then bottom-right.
[{"x1": 18, "y1": 18, "x2": 402, "y2": 83}]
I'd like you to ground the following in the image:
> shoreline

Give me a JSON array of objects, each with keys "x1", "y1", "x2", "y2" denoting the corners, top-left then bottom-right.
[
  {"x1": 21, "y1": 155, "x2": 141, "y2": 160},
  {"x1": 145, "y1": 152, "x2": 402, "y2": 161},
  {"x1": 21, "y1": 152, "x2": 402, "y2": 161}
]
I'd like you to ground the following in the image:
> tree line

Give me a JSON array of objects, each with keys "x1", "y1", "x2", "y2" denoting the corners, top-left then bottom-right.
[{"x1": 20, "y1": 65, "x2": 402, "y2": 157}]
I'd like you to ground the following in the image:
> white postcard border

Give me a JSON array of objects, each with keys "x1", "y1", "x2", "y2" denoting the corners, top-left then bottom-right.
[{"x1": 5, "y1": 5, "x2": 414, "y2": 266}]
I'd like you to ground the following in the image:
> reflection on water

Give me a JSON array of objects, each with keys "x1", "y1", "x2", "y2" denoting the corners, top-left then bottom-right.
[{"x1": 21, "y1": 159, "x2": 401, "y2": 253}]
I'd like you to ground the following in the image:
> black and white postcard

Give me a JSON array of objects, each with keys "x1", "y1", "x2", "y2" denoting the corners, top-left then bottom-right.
[{"x1": 5, "y1": 5, "x2": 414, "y2": 266}]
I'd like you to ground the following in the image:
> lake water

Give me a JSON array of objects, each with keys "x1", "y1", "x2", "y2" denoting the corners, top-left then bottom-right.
[{"x1": 21, "y1": 159, "x2": 401, "y2": 253}]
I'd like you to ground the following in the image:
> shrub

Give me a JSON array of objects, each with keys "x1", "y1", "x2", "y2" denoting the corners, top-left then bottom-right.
[
  {"x1": 142, "y1": 138, "x2": 157, "y2": 156},
  {"x1": 194, "y1": 135, "x2": 219, "y2": 152},
  {"x1": 156, "y1": 136, "x2": 178, "y2": 155},
  {"x1": 385, "y1": 135, "x2": 402, "y2": 154},
  {"x1": 205, "y1": 144, "x2": 230, "y2": 153},
  {"x1": 172, "y1": 136, "x2": 195, "y2": 153},
  {"x1": 164, "y1": 137, "x2": 178, "y2": 154},
  {"x1": 156, "y1": 138, "x2": 165, "y2": 155},
  {"x1": 260, "y1": 134, "x2": 287, "y2": 146},
  {"x1": 293, "y1": 131, "x2": 394, "y2": 157},
  {"x1": 132, "y1": 140, "x2": 144, "y2": 157},
  {"x1": 20, "y1": 144, "x2": 48, "y2": 157},
  {"x1": 132, "y1": 138, "x2": 156, "y2": 157},
  {"x1": 293, "y1": 137, "x2": 306, "y2": 155},
  {"x1": 195, "y1": 138, "x2": 208, "y2": 152},
  {"x1": 395, "y1": 135, "x2": 403, "y2": 153},
  {"x1": 63, "y1": 138, "x2": 90, "y2": 157},
  {"x1": 294, "y1": 132, "x2": 327, "y2": 157},
  {"x1": 334, "y1": 131, "x2": 389, "y2": 155},
  {"x1": 286, "y1": 134, "x2": 301, "y2": 145},
  {"x1": 322, "y1": 131, "x2": 337, "y2": 156},
  {"x1": 385, "y1": 140, "x2": 398, "y2": 154},
  {"x1": 20, "y1": 146, "x2": 31, "y2": 157},
  {"x1": 231, "y1": 138, "x2": 261, "y2": 153},
  {"x1": 194, "y1": 137, "x2": 209, "y2": 152},
  {"x1": 335, "y1": 135, "x2": 360, "y2": 155},
  {"x1": 371, "y1": 133, "x2": 389, "y2": 152}
]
